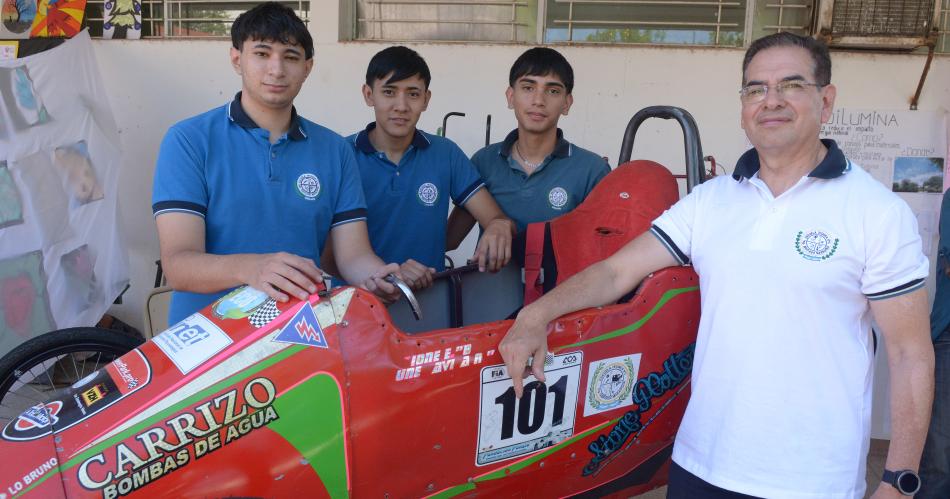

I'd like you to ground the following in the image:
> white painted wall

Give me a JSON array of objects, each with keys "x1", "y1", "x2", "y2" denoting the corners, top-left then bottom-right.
[{"x1": 93, "y1": 4, "x2": 948, "y2": 437}]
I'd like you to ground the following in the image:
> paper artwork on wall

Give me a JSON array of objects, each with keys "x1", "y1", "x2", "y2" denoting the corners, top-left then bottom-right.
[
  {"x1": 102, "y1": 0, "x2": 141, "y2": 40},
  {"x1": 59, "y1": 244, "x2": 101, "y2": 317},
  {"x1": 0, "y1": 251, "x2": 55, "y2": 345},
  {"x1": 12, "y1": 150, "x2": 72, "y2": 248},
  {"x1": 0, "y1": 162, "x2": 24, "y2": 229},
  {"x1": 821, "y1": 109, "x2": 948, "y2": 284},
  {"x1": 53, "y1": 141, "x2": 104, "y2": 206},
  {"x1": 0, "y1": 41, "x2": 18, "y2": 59},
  {"x1": 29, "y1": 0, "x2": 86, "y2": 38},
  {"x1": 0, "y1": 0, "x2": 36, "y2": 39},
  {"x1": 0, "y1": 65, "x2": 50, "y2": 139}
]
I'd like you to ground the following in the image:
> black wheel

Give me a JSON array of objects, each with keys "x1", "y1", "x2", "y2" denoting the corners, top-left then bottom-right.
[{"x1": 0, "y1": 327, "x2": 143, "y2": 427}]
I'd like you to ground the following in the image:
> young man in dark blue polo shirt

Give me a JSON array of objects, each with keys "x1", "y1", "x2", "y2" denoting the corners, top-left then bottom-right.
[
  {"x1": 323, "y1": 46, "x2": 514, "y2": 290},
  {"x1": 447, "y1": 48, "x2": 610, "y2": 240},
  {"x1": 152, "y1": 2, "x2": 399, "y2": 324}
]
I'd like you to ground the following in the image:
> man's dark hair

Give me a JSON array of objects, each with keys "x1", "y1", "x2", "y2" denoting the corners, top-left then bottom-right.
[
  {"x1": 509, "y1": 47, "x2": 574, "y2": 94},
  {"x1": 365, "y1": 46, "x2": 432, "y2": 89},
  {"x1": 742, "y1": 32, "x2": 831, "y2": 86},
  {"x1": 231, "y1": 2, "x2": 313, "y2": 60}
]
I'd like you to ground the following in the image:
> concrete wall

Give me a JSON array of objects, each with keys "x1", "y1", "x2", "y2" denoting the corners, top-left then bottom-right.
[{"x1": 93, "y1": 2, "x2": 949, "y2": 436}]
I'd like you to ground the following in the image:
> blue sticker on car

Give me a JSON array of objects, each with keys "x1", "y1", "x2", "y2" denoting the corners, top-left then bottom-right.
[{"x1": 273, "y1": 302, "x2": 328, "y2": 349}]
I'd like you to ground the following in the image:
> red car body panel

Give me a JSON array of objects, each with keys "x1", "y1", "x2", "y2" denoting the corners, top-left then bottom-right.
[{"x1": 1, "y1": 265, "x2": 698, "y2": 499}]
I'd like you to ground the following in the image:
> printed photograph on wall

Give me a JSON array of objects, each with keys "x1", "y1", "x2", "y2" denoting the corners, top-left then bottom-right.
[
  {"x1": 59, "y1": 244, "x2": 101, "y2": 317},
  {"x1": 0, "y1": 250, "x2": 55, "y2": 344},
  {"x1": 0, "y1": 0, "x2": 36, "y2": 38},
  {"x1": 0, "y1": 65, "x2": 50, "y2": 138},
  {"x1": 53, "y1": 141, "x2": 104, "y2": 206},
  {"x1": 0, "y1": 162, "x2": 24, "y2": 229},
  {"x1": 892, "y1": 157, "x2": 945, "y2": 193}
]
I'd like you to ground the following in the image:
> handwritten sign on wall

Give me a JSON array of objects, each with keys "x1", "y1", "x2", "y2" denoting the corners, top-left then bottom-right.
[{"x1": 821, "y1": 108, "x2": 948, "y2": 262}]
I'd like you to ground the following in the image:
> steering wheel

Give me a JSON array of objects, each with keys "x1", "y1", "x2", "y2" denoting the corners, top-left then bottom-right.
[{"x1": 384, "y1": 274, "x2": 423, "y2": 321}]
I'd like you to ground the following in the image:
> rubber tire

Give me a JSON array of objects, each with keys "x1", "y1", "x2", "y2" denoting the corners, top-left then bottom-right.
[{"x1": 0, "y1": 327, "x2": 144, "y2": 401}]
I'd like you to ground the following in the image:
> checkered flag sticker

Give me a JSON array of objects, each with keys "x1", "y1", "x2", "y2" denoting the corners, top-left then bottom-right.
[{"x1": 248, "y1": 298, "x2": 279, "y2": 329}]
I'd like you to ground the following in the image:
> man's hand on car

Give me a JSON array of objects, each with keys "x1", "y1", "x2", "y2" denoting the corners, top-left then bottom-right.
[
  {"x1": 241, "y1": 252, "x2": 324, "y2": 302},
  {"x1": 498, "y1": 307, "x2": 549, "y2": 399}
]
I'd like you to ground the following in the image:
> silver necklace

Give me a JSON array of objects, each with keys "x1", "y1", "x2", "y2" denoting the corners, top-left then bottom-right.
[{"x1": 515, "y1": 142, "x2": 542, "y2": 169}]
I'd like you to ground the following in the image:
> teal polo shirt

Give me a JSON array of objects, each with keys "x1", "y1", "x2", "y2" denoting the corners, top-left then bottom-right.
[
  {"x1": 348, "y1": 123, "x2": 484, "y2": 271},
  {"x1": 471, "y1": 129, "x2": 610, "y2": 231},
  {"x1": 152, "y1": 93, "x2": 367, "y2": 324}
]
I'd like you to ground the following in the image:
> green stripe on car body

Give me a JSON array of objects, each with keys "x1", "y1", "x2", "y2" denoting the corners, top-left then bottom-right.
[
  {"x1": 269, "y1": 373, "x2": 349, "y2": 498},
  {"x1": 559, "y1": 286, "x2": 698, "y2": 351}
]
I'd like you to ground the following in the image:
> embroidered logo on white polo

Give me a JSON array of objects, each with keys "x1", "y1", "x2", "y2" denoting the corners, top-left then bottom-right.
[{"x1": 795, "y1": 229, "x2": 840, "y2": 261}]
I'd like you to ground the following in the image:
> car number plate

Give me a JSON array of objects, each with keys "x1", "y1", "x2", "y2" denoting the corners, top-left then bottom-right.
[{"x1": 476, "y1": 351, "x2": 582, "y2": 466}]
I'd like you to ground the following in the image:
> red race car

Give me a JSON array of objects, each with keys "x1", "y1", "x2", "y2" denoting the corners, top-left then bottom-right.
[{"x1": 0, "y1": 107, "x2": 705, "y2": 499}]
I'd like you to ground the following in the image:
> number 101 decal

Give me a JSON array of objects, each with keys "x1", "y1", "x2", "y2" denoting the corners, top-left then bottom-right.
[{"x1": 476, "y1": 352, "x2": 582, "y2": 466}]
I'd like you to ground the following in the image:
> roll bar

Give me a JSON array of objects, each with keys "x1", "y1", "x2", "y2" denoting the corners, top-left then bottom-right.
[{"x1": 618, "y1": 106, "x2": 706, "y2": 193}]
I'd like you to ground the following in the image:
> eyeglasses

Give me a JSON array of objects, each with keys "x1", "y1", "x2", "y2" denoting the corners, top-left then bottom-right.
[{"x1": 739, "y1": 80, "x2": 823, "y2": 104}]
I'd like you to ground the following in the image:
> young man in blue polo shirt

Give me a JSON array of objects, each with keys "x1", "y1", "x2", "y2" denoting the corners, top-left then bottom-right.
[
  {"x1": 446, "y1": 47, "x2": 610, "y2": 240},
  {"x1": 323, "y1": 46, "x2": 514, "y2": 290},
  {"x1": 152, "y1": 2, "x2": 399, "y2": 324}
]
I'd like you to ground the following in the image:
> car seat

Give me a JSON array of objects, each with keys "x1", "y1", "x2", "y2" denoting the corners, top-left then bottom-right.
[{"x1": 514, "y1": 159, "x2": 680, "y2": 305}]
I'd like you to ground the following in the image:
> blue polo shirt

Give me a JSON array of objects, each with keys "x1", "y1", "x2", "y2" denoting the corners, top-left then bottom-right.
[
  {"x1": 152, "y1": 93, "x2": 367, "y2": 324},
  {"x1": 471, "y1": 129, "x2": 610, "y2": 231},
  {"x1": 348, "y1": 123, "x2": 484, "y2": 271}
]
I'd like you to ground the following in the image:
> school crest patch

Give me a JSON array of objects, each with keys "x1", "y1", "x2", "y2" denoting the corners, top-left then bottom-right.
[
  {"x1": 795, "y1": 230, "x2": 839, "y2": 261},
  {"x1": 548, "y1": 187, "x2": 568, "y2": 209},
  {"x1": 418, "y1": 182, "x2": 438, "y2": 206},
  {"x1": 296, "y1": 173, "x2": 321, "y2": 200}
]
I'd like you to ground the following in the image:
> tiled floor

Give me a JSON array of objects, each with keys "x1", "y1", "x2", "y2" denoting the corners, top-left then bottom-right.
[{"x1": 633, "y1": 440, "x2": 889, "y2": 499}]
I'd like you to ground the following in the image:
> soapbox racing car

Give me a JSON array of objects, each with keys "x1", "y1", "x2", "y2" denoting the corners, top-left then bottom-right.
[{"x1": 0, "y1": 107, "x2": 705, "y2": 498}]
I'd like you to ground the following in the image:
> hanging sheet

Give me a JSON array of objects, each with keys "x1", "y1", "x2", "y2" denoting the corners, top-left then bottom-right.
[{"x1": 0, "y1": 30, "x2": 128, "y2": 358}]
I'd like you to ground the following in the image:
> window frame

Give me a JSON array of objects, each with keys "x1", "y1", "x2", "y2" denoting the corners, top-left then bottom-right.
[{"x1": 82, "y1": 0, "x2": 310, "y2": 39}]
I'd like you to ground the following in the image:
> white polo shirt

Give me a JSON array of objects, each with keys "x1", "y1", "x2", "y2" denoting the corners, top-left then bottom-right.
[{"x1": 651, "y1": 139, "x2": 928, "y2": 499}]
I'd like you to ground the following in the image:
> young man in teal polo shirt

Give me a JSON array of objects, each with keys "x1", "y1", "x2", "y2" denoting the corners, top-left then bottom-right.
[
  {"x1": 152, "y1": 3, "x2": 399, "y2": 324},
  {"x1": 323, "y1": 46, "x2": 514, "y2": 290},
  {"x1": 447, "y1": 47, "x2": 610, "y2": 239}
]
